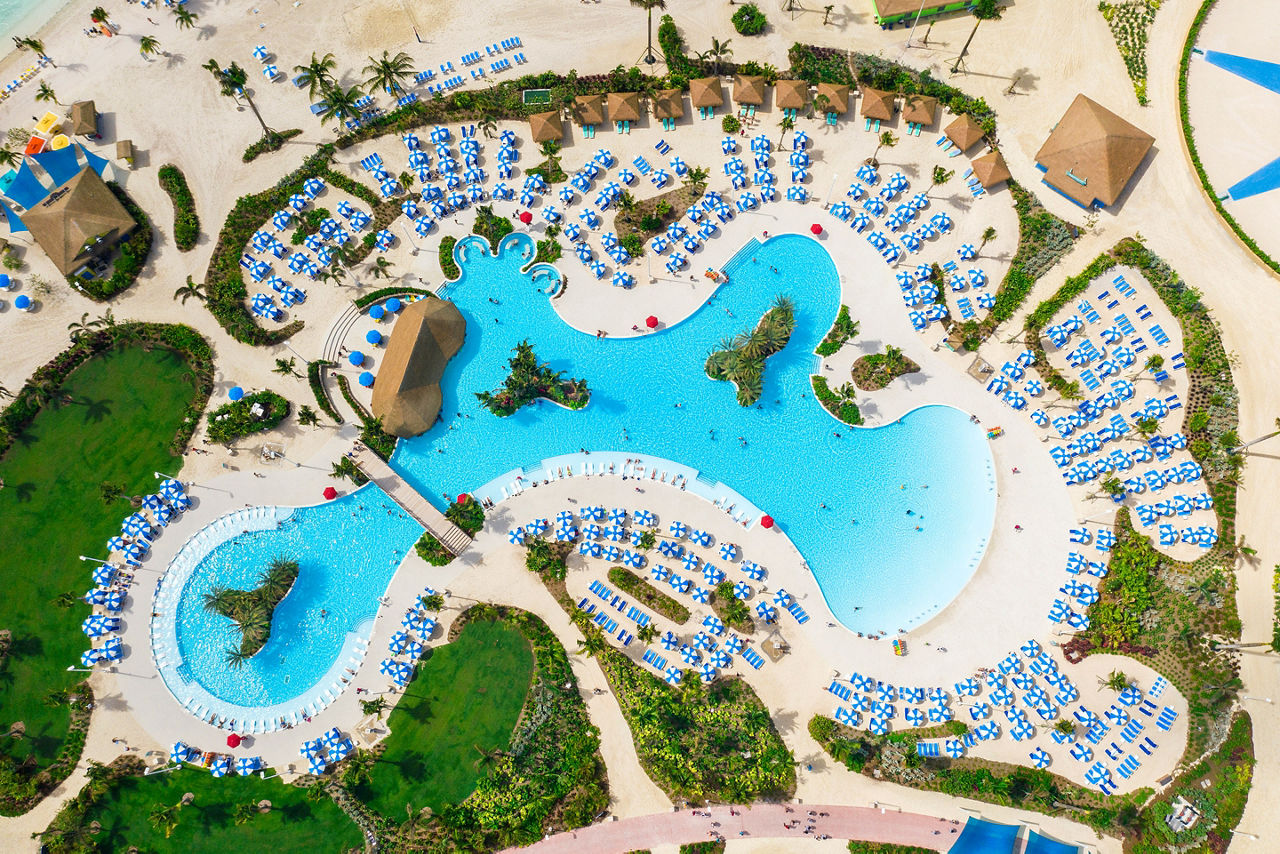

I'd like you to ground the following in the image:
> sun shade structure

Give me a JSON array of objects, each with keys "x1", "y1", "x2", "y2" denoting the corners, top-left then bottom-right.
[
  {"x1": 733, "y1": 75, "x2": 766, "y2": 106},
  {"x1": 689, "y1": 77, "x2": 724, "y2": 109},
  {"x1": 972, "y1": 149, "x2": 1012, "y2": 188},
  {"x1": 69, "y1": 100, "x2": 97, "y2": 135},
  {"x1": 859, "y1": 85, "x2": 896, "y2": 121},
  {"x1": 774, "y1": 79, "x2": 810, "y2": 110},
  {"x1": 815, "y1": 83, "x2": 850, "y2": 115},
  {"x1": 1023, "y1": 830, "x2": 1081, "y2": 854},
  {"x1": 22, "y1": 167, "x2": 136, "y2": 276},
  {"x1": 945, "y1": 113, "x2": 986, "y2": 152},
  {"x1": 1035, "y1": 94, "x2": 1154, "y2": 208},
  {"x1": 370, "y1": 298, "x2": 467, "y2": 438},
  {"x1": 527, "y1": 110, "x2": 564, "y2": 144},
  {"x1": 901, "y1": 94, "x2": 938, "y2": 126},
  {"x1": 949, "y1": 817, "x2": 1021, "y2": 854},
  {"x1": 652, "y1": 88, "x2": 685, "y2": 120},
  {"x1": 606, "y1": 92, "x2": 643, "y2": 123},
  {"x1": 571, "y1": 95, "x2": 605, "y2": 127}
]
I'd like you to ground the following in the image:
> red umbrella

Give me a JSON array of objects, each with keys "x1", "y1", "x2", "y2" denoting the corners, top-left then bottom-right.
[
  {"x1": 456, "y1": 493, "x2": 470, "y2": 504},
  {"x1": 226, "y1": 733, "x2": 242, "y2": 748},
  {"x1": 760, "y1": 515, "x2": 774, "y2": 529},
  {"x1": 519, "y1": 211, "x2": 533, "y2": 224},
  {"x1": 322, "y1": 486, "x2": 337, "y2": 500},
  {"x1": 645, "y1": 316, "x2": 659, "y2": 329},
  {"x1": 809, "y1": 224, "x2": 823, "y2": 235}
]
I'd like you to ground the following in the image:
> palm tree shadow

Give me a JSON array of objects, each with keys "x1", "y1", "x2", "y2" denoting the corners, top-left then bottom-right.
[
  {"x1": 70, "y1": 395, "x2": 114, "y2": 423},
  {"x1": 197, "y1": 26, "x2": 217, "y2": 42},
  {"x1": 7, "y1": 481, "x2": 36, "y2": 502}
]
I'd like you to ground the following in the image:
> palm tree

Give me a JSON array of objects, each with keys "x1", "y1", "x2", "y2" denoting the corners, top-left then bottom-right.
[
  {"x1": 360, "y1": 697, "x2": 388, "y2": 718},
  {"x1": 871, "y1": 131, "x2": 897, "y2": 165},
  {"x1": 369, "y1": 256, "x2": 394, "y2": 280},
  {"x1": 90, "y1": 7, "x2": 110, "y2": 25},
  {"x1": 341, "y1": 749, "x2": 377, "y2": 787},
  {"x1": 702, "y1": 37, "x2": 732, "y2": 76},
  {"x1": 929, "y1": 166, "x2": 953, "y2": 195},
  {"x1": 478, "y1": 115, "x2": 497, "y2": 139},
  {"x1": 297, "y1": 405, "x2": 320, "y2": 427},
  {"x1": 173, "y1": 277, "x2": 206, "y2": 304},
  {"x1": 883, "y1": 344, "x2": 906, "y2": 376},
  {"x1": 67, "y1": 312, "x2": 104, "y2": 342},
  {"x1": 576, "y1": 632, "x2": 608, "y2": 659},
  {"x1": 0, "y1": 147, "x2": 18, "y2": 169},
  {"x1": 1102, "y1": 670, "x2": 1128, "y2": 692},
  {"x1": 172, "y1": 7, "x2": 199, "y2": 30},
  {"x1": 293, "y1": 52, "x2": 337, "y2": 99},
  {"x1": 232, "y1": 802, "x2": 257, "y2": 826},
  {"x1": 148, "y1": 804, "x2": 179, "y2": 839},
  {"x1": 472, "y1": 744, "x2": 507, "y2": 772},
  {"x1": 630, "y1": 0, "x2": 666, "y2": 65},
  {"x1": 273, "y1": 357, "x2": 301, "y2": 378},
  {"x1": 13, "y1": 37, "x2": 54, "y2": 66},
  {"x1": 950, "y1": 0, "x2": 1003, "y2": 74},
  {"x1": 364, "y1": 50, "x2": 414, "y2": 95},
  {"x1": 204, "y1": 60, "x2": 274, "y2": 138},
  {"x1": 978, "y1": 226, "x2": 997, "y2": 253},
  {"x1": 637, "y1": 623, "x2": 659, "y2": 645},
  {"x1": 683, "y1": 165, "x2": 709, "y2": 192},
  {"x1": 0, "y1": 384, "x2": 11, "y2": 400},
  {"x1": 616, "y1": 191, "x2": 637, "y2": 214},
  {"x1": 317, "y1": 84, "x2": 363, "y2": 127},
  {"x1": 822, "y1": 4, "x2": 834, "y2": 25},
  {"x1": 35, "y1": 82, "x2": 60, "y2": 106},
  {"x1": 203, "y1": 585, "x2": 233, "y2": 613},
  {"x1": 139, "y1": 35, "x2": 162, "y2": 59},
  {"x1": 1191, "y1": 578, "x2": 1219, "y2": 607},
  {"x1": 777, "y1": 116, "x2": 794, "y2": 151}
]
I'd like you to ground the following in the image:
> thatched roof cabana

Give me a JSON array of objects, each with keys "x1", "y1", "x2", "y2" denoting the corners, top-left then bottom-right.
[
  {"x1": 370, "y1": 298, "x2": 467, "y2": 438},
  {"x1": 774, "y1": 79, "x2": 809, "y2": 110},
  {"x1": 571, "y1": 95, "x2": 605, "y2": 127},
  {"x1": 944, "y1": 114, "x2": 986, "y2": 152},
  {"x1": 23, "y1": 167, "x2": 136, "y2": 276},
  {"x1": 1034, "y1": 94, "x2": 1154, "y2": 208},
  {"x1": 971, "y1": 149, "x2": 1011, "y2": 189},
  {"x1": 69, "y1": 101, "x2": 97, "y2": 135},
  {"x1": 815, "y1": 83, "x2": 850, "y2": 115},
  {"x1": 859, "y1": 85, "x2": 896, "y2": 121},
  {"x1": 527, "y1": 110, "x2": 564, "y2": 144},
  {"x1": 652, "y1": 88, "x2": 685, "y2": 120},
  {"x1": 901, "y1": 94, "x2": 938, "y2": 127},
  {"x1": 733, "y1": 75, "x2": 766, "y2": 106},
  {"x1": 606, "y1": 92, "x2": 643, "y2": 123},
  {"x1": 689, "y1": 77, "x2": 724, "y2": 109}
]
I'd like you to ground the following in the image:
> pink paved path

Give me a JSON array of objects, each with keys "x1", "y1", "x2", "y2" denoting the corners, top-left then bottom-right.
[{"x1": 506, "y1": 804, "x2": 962, "y2": 853}]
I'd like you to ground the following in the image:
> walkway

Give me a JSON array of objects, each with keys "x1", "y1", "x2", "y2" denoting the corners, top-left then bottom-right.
[
  {"x1": 352, "y1": 445, "x2": 472, "y2": 555},
  {"x1": 506, "y1": 803, "x2": 967, "y2": 854}
]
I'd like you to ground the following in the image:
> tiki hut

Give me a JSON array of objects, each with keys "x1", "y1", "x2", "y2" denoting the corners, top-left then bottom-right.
[
  {"x1": 69, "y1": 101, "x2": 97, "y2": 136},
  {"x1": 815, "y1": 83, "x2": 850, "y2": 115},
  {"x1": 971, "y1": 149, "x2": 1011, "y2": 189},
  {"x1": 858, "y1": 85, "x2": 896, "y2": 121},
  {"x1": 652, "y1": 88, "x2": 685, "y2": 121},
  {"x1": 689, "y1": 77, "x2": 724, "y2": 110},
  {"x1": 571, "y1": 95, "x2": 605, "y2": 128},
  {"x1": 115, "y1": 139, "x2": 134, "y2": 165},
  {"x1": 733, "y1": 75, "x2": 766, "y2": 106},
  {"x1": 527, "y1": 110, "x2": 564, "y2": 144},
  {"x1": 901, "y1": 94, "x2": 938, "y2": 127},
  {"x1": 606, "y1": 92, "x2": 643, "y2": 123},
  {"x1": 774, "y1": 79, "x2": 810, "y2": 111},
  {"x1": 22, "y1": 167, "x2": 137, "y2": 276},
  {"x1": 1034, "y1": 94, "x2": 1154, "y2": 208},
  {"x1": 370, "y1": 298, "x2": 467, "y2": 438},
  {"x1": 944, "y1": 114, "x2": 986, "y2": 152}
]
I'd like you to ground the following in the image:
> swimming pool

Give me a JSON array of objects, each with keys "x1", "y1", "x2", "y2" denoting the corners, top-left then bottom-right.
[
  {"x1": 392, "y1": 232, "x2": 995, "y2": 633},
  {"x1": 153, "y1": 486, "x2": 422, "y2": 724}
]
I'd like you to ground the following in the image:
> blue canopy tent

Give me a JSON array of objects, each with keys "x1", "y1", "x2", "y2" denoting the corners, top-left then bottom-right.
[
  {"x1": 0, "y1": 200, "x2": 26, "y2": 233},
  {"x1": 32, "y1": 146, "x2": 84, "y2": 187},
  {"x1": 4, "y1": 161, "x2": 51, "y2": 210},
  {"x1": 1023, "y1": 831, "x2": 1079, "y2": 854},
  {"x1": 77, "y1": 143, "x2": 110, "y2": 178},
  {"x1": 950, "y1": 817, "x2": 1021, "y2": 854}
]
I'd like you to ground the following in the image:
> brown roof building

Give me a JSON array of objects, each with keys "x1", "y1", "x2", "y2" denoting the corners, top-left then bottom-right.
[
  {"x1": 689, "y1": 77, "x2": 724, "y2": 109},
  {"x1": 774, "y1": 79, "x2": 810, "y2": 110},
  {"x1": 370, "y1": 298, "x2": 467, "y2": 438},
  {"x1": 815, "y1": 83, "x2": 850, "y2": 115},
  {"x1": 23, "y1": 167, "x2": 137, "y2": 276},
  {"x1": 527, "y1": 110, "x2": 564, "y2": 144},
  {"x1": 944, "y1": 113, "x2": 986, "y2": 152},
  {"x1": 733, "y1": 75, "x2": 766, "y2": 106},
  {"x1": 652, "y1": 88, "x2": 685, "y2": 120},
  {"x1": 1035, "y1": 94, "x2": 1154, "y2": 208},
  {"x1": 69, "y1": 101, "x2": 97, "y2": 136},
  {"x1": 571, "y1": 95, "x2": 605, "y2": 127},
  {"x1": 859, "y1": 85, "x2": 896, "y2": 121},
  {"x1": 971, "y1": 149, "x2": 1011, "y2": 189},
  {"x1": 606, "y1": 92, "x2": 643, "y2": 123},
  {"x1": 901, "y1": 94, "x2": 938, "y2": 127}
]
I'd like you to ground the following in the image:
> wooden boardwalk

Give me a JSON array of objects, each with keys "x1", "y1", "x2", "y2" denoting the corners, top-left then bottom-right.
[{"x1": 351, "y1": 446, "x2": 473, "y2": 556}]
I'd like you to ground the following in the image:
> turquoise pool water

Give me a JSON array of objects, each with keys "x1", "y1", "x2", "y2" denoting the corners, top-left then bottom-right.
[
  {"x1": 392, "y1": 232, "x2": 995, "y2": 633},
  {"x1": 169, "y1": 486, "x2": 422, "y2": 708}
]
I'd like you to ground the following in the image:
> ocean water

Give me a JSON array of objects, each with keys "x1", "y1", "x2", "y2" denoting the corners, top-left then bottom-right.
[
  {"x1": 0, "y1": 0, "x2": 68, "y2": 46},
  {"x1": 391, "y1": 232, "x2": 997, "y2": 634}
]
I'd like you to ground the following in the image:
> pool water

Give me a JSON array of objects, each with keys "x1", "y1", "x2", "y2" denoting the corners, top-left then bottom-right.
[
  {"x1": 169, "y1": 486, "x2": 422, "y2": 708},
  {"x1": 393, "y1": 232, "x2": 995, "y2": 633}
]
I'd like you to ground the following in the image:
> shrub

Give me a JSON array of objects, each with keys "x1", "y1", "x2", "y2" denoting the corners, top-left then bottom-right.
[
  {"x1": 721, "y1": 114, "x2": 741, "y2": 134},
  {"x1": 205, "y1": 390, "x2": 290, "y2": 444},
  {"x1": 439, "y1": 235, "x2": 460, "y2": 279},
  {"x1": 334, "y1": 374, "x2": 396, "y2": 459},
  {"x1": 68, "y1": 182, "x2": 152, "y2": 301},
  {"x1": 608, "y1": 567, "x2": 691, "y2": 623},
  {"x1": 307, "y1": 359, "x2": 343, "y2": 424},
  {"x1": 242, "y1": 128, "x2": 303, "y2": 162},
  {"x1": 445, "y1": 496, "x2": 485, "y2": 537},
  {"x1": 157, "y1": 164, "x2": 200, "y2": 251},
  {"x1": 525, "y1": 538, "x2": 570, "y2": 581},
  {"x1": 354, "y1": 287, "x2": 434, "y2": 309},
  {"x1": 414, "y1": 532, "x2": 453, "y2": 566},
  {"x1": 619, "y1": 231, "x2": 645, "y2": 258},
  {"x1": 815, "y1": 305, "x2": 858, "y2": 356},
  {"x1": 535, "y1": 237, "x2": 562, "y2": 264},
  {"x1": 731, "y1": 4, "x2": 768, "y2": 36},
  {"x1": 812, "y1": 375, "x2": 863, "y2": 425},
  {"x1": 477, "y1": 340, "x2": 590, "y2": 416},
  {"x1": 472, "y1": 204, "x2": 513, "y2": 248},
  {"x1": 657, "y1": 14, "x2": 704, "y2": 79}
]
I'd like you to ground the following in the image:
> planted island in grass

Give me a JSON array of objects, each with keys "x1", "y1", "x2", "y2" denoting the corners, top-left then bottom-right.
[
  {"x1": 705, "y1": 295, "x2": 795, "y2": 406},
  {"x1": 202, "y1": 557, "x2": 299, "y2": 666},
  {"x1": 205, "y1": 390, "x2": 290, "y2": 444},
  {"x1": 476, "y1": 340, "x2": 590, "y2": 416}
]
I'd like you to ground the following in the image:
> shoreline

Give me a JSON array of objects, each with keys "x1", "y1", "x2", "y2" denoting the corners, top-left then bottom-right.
[{"x1": 0, "y1": 0, "x2": 76, "y2": 68}]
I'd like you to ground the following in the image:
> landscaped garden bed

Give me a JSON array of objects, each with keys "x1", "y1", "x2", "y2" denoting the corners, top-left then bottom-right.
[
  {"x1": 816, "y1": 305, "x2": 858, "y2": 357},
  {"x1": 205, "y1": 390, "x2": 290, "y2": 444},
  {"x1": 476, "y1": 340, "x2": 590, "y2": 416},
  {"x1": 608, "y1": 566, "x2": 691, "y2": 624},
  {"x1": 158, "y1": 164, "x2": 200, "y2": 251},
  {"x1": 850, "y1": 346, "x2": 919, "y2": 391},
  {"x1": 812, "y1": 376, "x2": 863, "y2": 426}
]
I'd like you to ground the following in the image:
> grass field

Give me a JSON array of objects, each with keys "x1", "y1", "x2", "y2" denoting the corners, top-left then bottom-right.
[
  {"x1": 355, "y1": 619, "x2": 534, "y2": 817},
  {"x1": 77, "y1": 766, "x2": 361, "y2": 852},
  {"x1": 0, "y1": 346, "x2": 195, "y2": 771}
]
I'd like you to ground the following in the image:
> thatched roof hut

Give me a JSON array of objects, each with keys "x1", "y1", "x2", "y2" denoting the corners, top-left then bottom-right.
[
  {"x1": 901, "y1": 94, "x2": 938, "y2": 127},
  {"x1": 571, "y1": 95, "x2": 605, "y2": 127},
  {"x1": 774, "y1": 79, "x2": 810, "y2": 110},
  {"x1": 370, "y1": 298, "x2": 467, "y2": 438},
  {"x1": 689, "y1": 77, "x2": 724, "y2": 109},
  {"x1": 527, "y1": 110, "x2": 564, "y2": 144},
  {"x1": 944, "y1": 114, "x2": 986, "y2": 152},
  {"x1": 652, "y1": 89, "x2": 685, "y2": 120},
  {"x1": 606, "y1": 92, "x2": 643, "y2": 123},
  {"x1": 23, "y1": 168, "x2": 136, "y2": 276},
  {"x1": 859, "y1": 85, "x2": 896, "y2": 121},
  {"x1": 733, "y1": 75, "x2": 766, "y2": 106},
  {"x1": 971, "y1": 149, "x2": 1011, "y2": 189},
  {"x1": 1034, "y1": 94, "x2": 1154, "y2": 208},
  {"x1": 69, "y1": 101, "x2": 97, "y2": 135},
  {"x1": 815, "y1": 83, "x2": 850, "y2": 115}
]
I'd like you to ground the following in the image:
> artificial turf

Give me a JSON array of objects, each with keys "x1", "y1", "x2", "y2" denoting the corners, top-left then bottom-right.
[
  {"x1": 78, "y1": 766, "x2": 362, "y2": 852},
  {"x1": 355, "y1": 618, "x2": 534, "y2": 817},
  {"x1": 0, "y1": 346, "x2": 196, "y2": 771}
]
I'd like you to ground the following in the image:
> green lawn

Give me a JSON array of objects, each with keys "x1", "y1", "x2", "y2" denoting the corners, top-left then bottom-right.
[
  {"x1": 355, "y1": 619, "x2": 534, "y2": 817},
  {"x1": 76, "y1": 767, "x2": 361, "y2": 852},
  {"x1": 0, "y1": 346, "x2": 195, "y2": 772}
]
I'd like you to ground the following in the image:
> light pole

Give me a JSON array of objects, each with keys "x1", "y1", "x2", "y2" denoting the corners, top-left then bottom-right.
[
  {"x1": 1241, "y1": 695, "x2": 1273, "y2": 704},
  {"x1": 1230, "y1": 830, "x2": 1260, "y2": 840},
  {"x1": 66, "y1": 664, "x2": 93, "y2": 673},
  {"x1": 79, "y1": 555, "x2": 113, "y2": 566}
]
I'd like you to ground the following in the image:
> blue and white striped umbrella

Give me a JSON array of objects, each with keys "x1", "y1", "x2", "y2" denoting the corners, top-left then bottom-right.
[
  {"x1": 92, "y1": 564, "x2": 116, "y2": 586},
  {"x1": 958, "y1": 243, "x2": 977, "y2": 260},
  {"x1": 658, "y1": 540, "x2": 682, "y2": 558},
  {"x1": 692, "y1": 631, "x2": 714, "y2": 650},
  {"x1": 603, "y1": 525, "x2": 625, "y2": 542},
  {"x1": 722, "y1": 635, "x2": 744, "y2": 655},
  {"x1": 210, "y1": 756, "x2": 231, "y2": 778},
  {"x1": 602, "y1": 545, "x2": 620, "y2": 562},
  {"x1": 680, "y1": 645, "x2": 700, "y2": 664},
  {"x1": 307, "y1": 754, "x2": 328, "y2": 775},
  {"x1": 403, "y1": 641, "x2": 425, "y2": 661},
  {"x1": 582, "y1": 524, "x2": 601, "y2": 540},
  {"x1": 628, "y1": 528, "x2": 645, "y2": 547},
  {"x1": 623, "y1": 550, "x2": 645, "y2": 568},
  {"x1": 664, "y1": 667, "x2": 683, "y2": 685},
  {"x1": 1029, "y1": 747, "x2": 1052, "y2": 769},
  {"x1": 721, "y1": 137, "x2": 737, "y2": 154},
  {"x1": 691, "y1": 586, "x2": 710, "y2": 604},
  {"x1": 80, "y1": 648, "x2": 104, "y2": 667},
  {"x1": 718, "y1": 542, "x2": 738, "y2": 561},
  {"x1": 928, "y1": 704, "x2": 954, "y2": 723},
  {"x1": 969, "y1": 702, "x2": 992, "y2": 721},
  {"x1": 699, "y1": 663, "x2": 717, "y2": 684},
  {"x1": 904, "y1": 707, "x2": 925, "y2": 727},
  {"x1": 702, "y1": 565, "x2": 724, "y2": 585},
  {"x1": 388, "y1": 632, "x2": 409, "y2": 654},
  {"x1": 772, "y1": 589, "x2": 792, "y2": 608},
  {"x1": 755, "y1": 602, "x2": 776, "y2": 622},
  {"x1": 650, "y1": 564, "x2": 669, "y2": 583},
  {"x1": 733, "y1": 581, "x2": 751, "y2": 599},
  {"x1": 608, "y1": 507, "x2": 627, "y2": 524},
  {"x1": 681, "y1": 552, "x2": 699, "y2": 572},
  {"x1": 588, "y1": 541, "x2": 603, "y2": 558},
  {"x1": 944, "y1": 739, "x2": 966, "y2": 758},
  {"x1": 556, "y1": 526, "x2": 578, "y2": 542},
  {"x1": 868, "y1": 717, "x2": 889, "y2": 736},
  {"x1": 104, "y1": 590, "x2": 124, "y2": 612},
  {"x1": 1021, "y1": 639, "x2": 1042, "y2": 657},
  {"x1": 236, "y1": 756, "x2": 261, "y2": 776}
]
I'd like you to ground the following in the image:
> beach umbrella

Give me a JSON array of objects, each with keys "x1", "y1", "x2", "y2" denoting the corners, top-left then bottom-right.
[
  {"x1": 556, "y1": 510, "x2": 574, "y2": 526},
  {"x1": 577, "y1": 542, "x2": 593, "y2": 556},
  {"x1": 709, "y1": 649, "x2": 730, "y2": 669},
  {"x1": 659, "y1": 631, "x2": 679, "y2": 652},
  {"x1": 702, "y1": 565, "x2": 724, "y2": 585},
  {"x1": 772, "y1": 589, "x2": 792, "y2": 608},
  {"x1": 719, "y1": 636, "x2": 743, "y2": 657},
  {"x1": 92, "y1": 564, "x2": 116, "y2": 586},
  {"x1": 228, "y1": 386, "x2": 245, "y2": 402},
  {"x1": 692, "y1": 631, "x2": 715, "y2": 650},
  {"x1": 755, "y1": 602, "x2": 776, "y2": 622},
  {"x1": 80, "y1": 648, "x2": 103, "y2": 667},
  {"x1": 602, "y1": 545, "x2": 620, "y2": 562},
  {"x1": 868, "y1": 717, "x2": 889, "y2": 736},
  {"x1": 588, "y1": 541, "x2": 603, "y2": 558},
  {"x1": 741, "y1": 561, "x2": 765, "y2": 581},
  {"x1": 171, "y1": 742, "x2": 192, "y2": 764},
  {"x1": 699, "y1": 664, "x2": 717, "y2": 684},
  {"x1": 556, "y1": 526, "x2": 577, "y2": 542},
  {"x1": 1030, "y1": 748, "x2": 1052, "y2": 769},
  {"x1": 210, "y1": 756, "x2": 231, "y2": 777},
  {"x1": 944, "y1": 739, "x2": 966, "y2": 758},
  {"x1": 680, "y1": 645, "x2": 700, "y2": 664},
  {"x1": 664, "y1": 667, "x2": 683, "y2": 685},
  {"x1": 104, "y1": 590, "x2": 124, "y2": 612},
  {"x1": 84, "y1": 587, "x2": 108, "y2": 606},
  {"x1": 357, "y1": 372, "x2": 375, "y2": 388},
  {"x1": 904, "y1": 707, "x2": 925, "y2": 727},
  {"x1": 623, "y1": 550, "x2": 645, "y2": 568},
  {"x1": 733, "y1": 581, "x2": 751, "y2": 600},
  {"x1": 582, "y1": 523, "x2": 601, "y2": 540},
  {"x1": 608, "y1": 507, "x2": 628, "y2": 524},
  {"x1": 307, "y1": 755, "x2": 328, "y2": 775},
  {"x1": 507, "y1": 526, "x2": 526, "y2": 545},
  {"x1": 681, "y1": 552, "x2": 699, "y2": 572},
  {"x1": 691, "y1": 586, "x2": 710, "y2": 604},
  {"x1": 603, "y1": 525, "x2": 625, "y2": 542},
  {"x1": 718, "y1": 542, "x2": 738, "y2": 561},
  {"x1": 703, "y1": 616, "x2": 725, "y2": 635},
  {"x1": 628, "y1": 528, "x2": 645, "y2": 547},
  {"x1": 658, "y1": 540, "x2": 681, "y2": 558},
  {"x1": 107, "y1": 536, "x2": 127, "y2": 553},
  {"x1": 650, "y1": 564, "x2": 670, "y2": 583}
]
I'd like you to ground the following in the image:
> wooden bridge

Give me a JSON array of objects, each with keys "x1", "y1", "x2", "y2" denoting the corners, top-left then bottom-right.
[{"x1": 351, "y1": 445, "x2": 473, "y2": 556}]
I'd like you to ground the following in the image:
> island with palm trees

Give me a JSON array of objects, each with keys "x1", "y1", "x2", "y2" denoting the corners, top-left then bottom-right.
[
  {"x1": 850, "y1": 345, "x2": 920, "y2": 391},
  {"x1": 202, "y1": 557, "x2": 300, "y2": 666},
  {"x1": 705, "y1": 295, "x2": 796, "y2": 406},
  {"x1": 476, "y1": 339, "x2": 590, "y2": 417}
]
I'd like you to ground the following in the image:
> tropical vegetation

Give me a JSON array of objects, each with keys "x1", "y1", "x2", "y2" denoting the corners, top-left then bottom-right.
[
  {"x1": 472, "y1": 205, "x2": 513, "y2": 248},
  {"x1": 608, "y1": 566, "x2": 691, "y2": 623},
  {"x1": 445, "y1": 495, "x2": 485, "y2": 537},
  {"x1": 439, "y1": 235, "x2": 460, "y2": 279},
  {"x1": 157, "y1": 164, "x2": 200, "y2": 251},
  {"x1": 731, "y1": 4, "x2": 768, "y2": 36},
  {"x1": 1098, "y1": 0, "x2": 1161, "y2": 105},
  {"x1": 851, "y1": 346, "x2": 919, "y2": 391},
  {"x1": 414, "y1": 532, "x2": 453, "y2": 566},
  {"x1": 815, "y1": 304, "x2": 858, "y2": 357},
  {"x1": 67, "y1": 183, "x2": 152, "y2": 301},
  {"x1": 204, "y1": 390, "x2": 290, "y2": 444},
  {"x1": 811, "y1": 375, "x2": 863, "y2": 426},
  {"x1": 705, "y1": 296, "x2": 795, "y2": 406},
  {"x1": 242, "y1": 128, "x2": 302, "y2": 163},
  {"x1": 202, "y1": 557, "x2": 300, "y2": 664},
  {"x1": 476, "y1": 340, "x2": 591, "y2": 416}
]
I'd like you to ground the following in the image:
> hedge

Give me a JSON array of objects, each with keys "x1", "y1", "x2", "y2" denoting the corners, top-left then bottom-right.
[
  {"x1": 307, "y1": 359, "x2": 343, "y2": 424},
  {"x1": 1177, "y1": 1, "x2": 1279, "y2": 278},
  {"x1": 205, "y1": 390, "x2": 291, "y2": 444},
  {"x1": 439, "y1": 235, "x2": 460, "y2": 279},
  {"x1": 243, "y1": 128, "x2": 303, "y2": 163},
  {"x1": 157, "y1": 164, "x2": 200, "y2": 251},
  {"x1": 608, "y1": 567, "x2": 691, "y2": 623},
  {"x1": 353, "y1": 286, "x2": 435, "y2": 309},
  {"x1": 68, "y1": 182, "x2": 153, "y2": 301}
]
